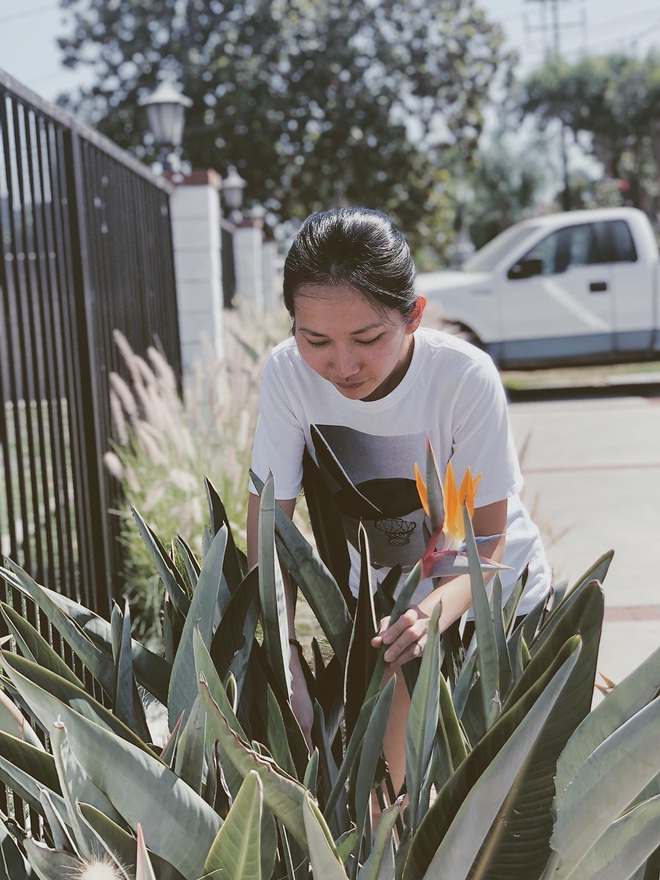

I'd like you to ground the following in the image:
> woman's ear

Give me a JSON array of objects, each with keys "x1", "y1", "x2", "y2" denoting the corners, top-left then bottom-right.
[{"x1": 407, "y1": 296, "x2": 426, "y2": 332}]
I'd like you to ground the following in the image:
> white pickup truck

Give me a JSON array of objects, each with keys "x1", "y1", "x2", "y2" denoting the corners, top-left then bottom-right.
[{"x1": 417, "y1": 207, "x2": 660, "y2": 369}]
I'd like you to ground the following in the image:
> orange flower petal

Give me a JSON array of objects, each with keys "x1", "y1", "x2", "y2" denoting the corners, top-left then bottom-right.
[{"x1": 415, "y1": 463, "x2": 430, "y2": 516}]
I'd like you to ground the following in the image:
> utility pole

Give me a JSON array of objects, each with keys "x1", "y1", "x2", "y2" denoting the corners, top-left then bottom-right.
[{"x1": 525, "y1": 0, "x2": 584, "y2": 210}]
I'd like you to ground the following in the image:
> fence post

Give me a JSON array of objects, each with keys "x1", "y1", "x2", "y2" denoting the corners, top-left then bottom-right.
[
  {"x1": 233, "y1": 218, "x2": 265, "y2": 312},
  {"x1": 169, "y1": 170, "x2": 225, "y2": 395}
]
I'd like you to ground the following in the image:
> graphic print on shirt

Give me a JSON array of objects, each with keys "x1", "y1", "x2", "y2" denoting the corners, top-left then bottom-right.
[{"x1": 311, "y1": 424, "x2": 429, "y2": 571}]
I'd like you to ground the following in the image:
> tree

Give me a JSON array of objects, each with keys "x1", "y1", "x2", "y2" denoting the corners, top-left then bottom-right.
[
  {"x1": 519, "y1": 52, "x2": 660, "y2": 214},
  {"x1": 56, "y1": 0, "x2": 514, "y2": 246}
]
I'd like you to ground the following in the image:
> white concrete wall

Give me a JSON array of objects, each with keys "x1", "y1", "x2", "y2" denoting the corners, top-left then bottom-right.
[
  {"x1": 169, "y1": 175, "x2": 224, "y2": 393},
  {"x1": 233, "y1": 223, "x2": 265, "y2": 312}
]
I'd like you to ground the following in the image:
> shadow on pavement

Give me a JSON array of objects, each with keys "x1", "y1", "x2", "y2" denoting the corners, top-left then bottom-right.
[{"x1": 505, "y1": 381, "x2": 660, "y2": 403}]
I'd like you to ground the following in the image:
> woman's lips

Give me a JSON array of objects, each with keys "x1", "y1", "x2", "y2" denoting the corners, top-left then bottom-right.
[{"x1": 335, "y1": 379, "x2": 365, "y2": 391}]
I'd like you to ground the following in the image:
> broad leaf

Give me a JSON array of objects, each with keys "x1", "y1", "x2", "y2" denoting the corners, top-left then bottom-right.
[
  {"x1": 554, "y1": 644, "x2": 660, "y2": 807},
  {"x1": 406, "y1": 603, "x2": 442, "y2": 830},
  {"x1": 199, "y1": 677, "x2": 308, "y2": 849},
  {"x1": 407, "y1": 642, "x2": 580, "y2": 880},
  {"x1": 0, "y1": 563, "x2": 116, "y2": 697},
  {"x1": 548, "y1": 696, "x2": 660, "y2": 878},
  {"x1": 168, "y1": 526, "x2": 228, "y2": 730},
  {"x1": 563, "y1": 794, "x2": 660, "y2": 880},
  {"x1": 403, "y1": 636, "x2": 582, "y2": 880},
  {"x1": 257, "y1": 475, "x2": 292, "y2": 700},
  {"x1": 303, "y1": 793, "x2": 349, "y2": 880},
  {"x1": 204, "y1": 771, "x2": 263, "y2": 880}
]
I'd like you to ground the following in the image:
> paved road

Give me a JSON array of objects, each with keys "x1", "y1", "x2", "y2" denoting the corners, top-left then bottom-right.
[{"x1": 509, "y1": 384, "x2": 660, "y2": 686}]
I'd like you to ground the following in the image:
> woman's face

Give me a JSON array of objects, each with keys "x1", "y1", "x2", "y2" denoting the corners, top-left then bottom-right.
[{"x1": 293, "y1": 285, "x2": 423, "y2": 401}]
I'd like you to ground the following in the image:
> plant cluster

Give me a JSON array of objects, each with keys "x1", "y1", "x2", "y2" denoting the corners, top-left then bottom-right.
[{"x1": 0, "y1": 442, "x2": 658, "y2": 878}]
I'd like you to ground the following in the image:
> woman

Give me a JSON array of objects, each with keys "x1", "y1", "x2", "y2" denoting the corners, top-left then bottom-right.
[{"x1": 247, "y1": 207, "x2": 552, "y2": 791}]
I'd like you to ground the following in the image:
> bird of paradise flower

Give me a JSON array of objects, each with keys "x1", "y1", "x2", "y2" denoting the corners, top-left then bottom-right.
[{"x1": 414, "y1": 437, "x2": 508, "y2": 580}]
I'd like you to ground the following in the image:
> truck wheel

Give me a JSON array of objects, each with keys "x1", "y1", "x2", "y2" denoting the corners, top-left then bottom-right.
[{"x1": 439, "y1": 320, "x2": 482, "y2": 348}]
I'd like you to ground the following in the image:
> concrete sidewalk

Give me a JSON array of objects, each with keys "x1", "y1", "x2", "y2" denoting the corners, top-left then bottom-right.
[{"x1": 508, "y1": 384, "x2": 660, "y2": 686}]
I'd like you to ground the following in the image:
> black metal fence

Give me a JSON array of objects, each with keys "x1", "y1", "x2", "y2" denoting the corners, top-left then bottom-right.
[{"x1": 0, "y1": 69, "x2": 182, "y2": 617}]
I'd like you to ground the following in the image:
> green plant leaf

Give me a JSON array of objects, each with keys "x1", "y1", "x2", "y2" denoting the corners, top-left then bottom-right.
[
  {"x1": 79, "y1": 802, "x2": 186, "y2": 880},
  {"x1": 0, "y1": 731, "x2": 61, "y2": 809},
  {"x1": 23, "y1": 839, "x2": 83, "y2": 880},
  {"x1": 204, "y1": 771, "x2": 263, "y2": 880},
  {"x1": 252, "y1": 470, "x2": 352, "y2": 664},
  {"x1": 353, "y1": 676, "x2": 396, "y2": 858},
  {"x1": 168, "y1": 526, "x2": 228, "y2": 730},
  {"x1": 403, "y1": 635, "x2": 583, "y2": 880},
  {"x1": 199, "y1": 677, "x2": 308, "y2": 849},
  {"x1": 0, "y1": 563, "x2": 116, "y2": 697},
  {"x1": 344, "y1": 524, "x2": 378, "y2": 740},
  {"x1": 257, "y1": 475, "x2": 292, "y2": 700},
  {"x1": 548, "y1": 696, "x2": 660, "y2": 878},
  {"x1": 174, "y1": 693, "x2": 207, "y2": 795},
  {"x1": 0, "y1": 683, "x2": 45, "y2": 750},
  {"x1": 303, "y1": 792, "x2": 349, "y2": 880},
  {"x1": 423, "y1": 435, "x2": 444, "y2": 534},
  {"x1": 406, "y1": 603, "x2": 443, "y2": 830},
  {"x1": 113, "y1": 601, "x2": 151, "y2": 741},
  {"x1": 63, "y1": 704, "x2": 220, "y2": 879},
  {"x1": 434, "y1": 672, "x2": 467, "y2": 791},
  {"x1": 0, "y1": 651, "x2": 157, "y2": 756},
  {"x1": 209, "y1": 567, "x2": 259, "y2": 693},
  {"x1": 561, "y1": 794, "x2": 660, "y2": 880},
  {"x1": 132, "y1": 507, "x2": 191, "y2": 614},
  {"x1": 39, "y1": 786, "x2": 75, "y2": 854},
  {"x1": 192, "y1": 630, "x2": 247, "y2": 798},
  {"x1": 205, "y1": 476, "x2": 246, "y2": 591},
  {"x1": 554, "y1": 644, "x2": 660, "y2": 808},
  {"x1": 554, "y1": 551, "x2": 614, "y2": 610},
  {"x1": 407, "y1": 642, "x2": 580, "y2": 880},
  {"x1": 462, "y1": 506, "x2": 500, "y2": 730},
  {"x1": 492, "y1": 574, "x2": 513, "y2": 698},
  {"x1": 475, "y1": 582, "x2": 604, "y2": 878},
  {"x1": 358, "y1": 800, "x2": 401, "y2": 880},
  {"x1": 0, "y1": 815, "x2": 30, "y2": 880},
  {"x1": 30, "y1": 587, "x2": 171, "y2": 705},
  {"x1": 0, "y1": 602, "x2": 83, "y2": 688},
  {"x1": 174, "y1": 535, "x2": 201, "y2": 591}
]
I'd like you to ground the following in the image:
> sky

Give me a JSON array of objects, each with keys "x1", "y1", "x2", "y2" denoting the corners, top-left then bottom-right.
[{"x1": 0, "y1": 0, "x2": 659, "y2": 103}]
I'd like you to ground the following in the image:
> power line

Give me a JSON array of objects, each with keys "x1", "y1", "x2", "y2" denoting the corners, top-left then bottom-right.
[{"x1": 0, "y1": 3, "x2": 58, "y2": 25}]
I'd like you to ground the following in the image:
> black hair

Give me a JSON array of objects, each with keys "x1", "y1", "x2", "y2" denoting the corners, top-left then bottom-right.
[{"x1": 282, "y1": 207, "x2": 417, "y2": 319}]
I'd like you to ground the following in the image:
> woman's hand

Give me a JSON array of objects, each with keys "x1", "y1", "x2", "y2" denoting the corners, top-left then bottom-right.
[{"x1": 371, "y1": 605, "x2": 431, "y2": 666}]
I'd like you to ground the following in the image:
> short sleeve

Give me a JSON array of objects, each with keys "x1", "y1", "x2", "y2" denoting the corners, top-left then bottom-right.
[
  {"x1": 447, "y1": 356, "x2": 522, "y2": 507},
  {"x1": 251, "y1": 353, "x2": 306, "y2": 500}
]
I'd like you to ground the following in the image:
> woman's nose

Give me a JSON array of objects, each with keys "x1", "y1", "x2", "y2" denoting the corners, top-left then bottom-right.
[{"x1": 334, "y1": 346, "x2": 360, "y2": 377}]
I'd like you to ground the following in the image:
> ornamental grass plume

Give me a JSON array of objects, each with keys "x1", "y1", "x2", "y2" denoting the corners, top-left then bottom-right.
[{"x1": 105, "y1": 306, "x2": 288, "y2": 646}]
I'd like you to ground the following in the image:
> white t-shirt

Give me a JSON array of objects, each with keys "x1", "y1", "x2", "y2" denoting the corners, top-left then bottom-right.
[{"x1": 251, "y1": 327, "x2": 551, "y2": 615}]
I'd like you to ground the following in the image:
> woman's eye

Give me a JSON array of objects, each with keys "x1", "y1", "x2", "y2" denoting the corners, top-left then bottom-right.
[
  {"x1": 356, "y1": 335, "x2": 383, "y2": 346},
  {"x1": 305, "y1": 339, "x2": 329, "y2": 348}
]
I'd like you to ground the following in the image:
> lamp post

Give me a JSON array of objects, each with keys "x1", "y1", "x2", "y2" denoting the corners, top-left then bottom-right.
[
  {"x1": 139, "y1": 81, "x2": 192, "y2": 173},
  {"x1": 221, "y1": 165, "x2": 247, "y2": 223}
]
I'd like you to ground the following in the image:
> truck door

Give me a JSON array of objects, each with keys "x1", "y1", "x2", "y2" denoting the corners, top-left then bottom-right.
[
  {"x1": 605, "y1": 219, "x2": 654, "y2": 353},
  {"x1": 500, "y1": 221, "x2": 614, "y2": 364}
]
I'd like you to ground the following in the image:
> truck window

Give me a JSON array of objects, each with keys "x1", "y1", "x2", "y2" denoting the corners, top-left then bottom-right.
[
  {"x1": 600, "y1": 220, "x2": 638, "y2": 263},
  {"x1": 516, "y1": 223, "x2": 601, "y2": 275}
]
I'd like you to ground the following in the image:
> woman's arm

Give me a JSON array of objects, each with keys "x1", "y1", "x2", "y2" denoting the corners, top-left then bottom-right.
[{"x1": 371, "y1": 498, "x2": 508, "y2": 665}]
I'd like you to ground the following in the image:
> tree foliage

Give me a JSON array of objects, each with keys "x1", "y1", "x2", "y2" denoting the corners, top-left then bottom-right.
[
  {"x1": 519, "y1": 52, "x2": 660, "y2": 212},
  {"x1": 56, "y1": 0, "x2": 514, "y2": 246}
]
